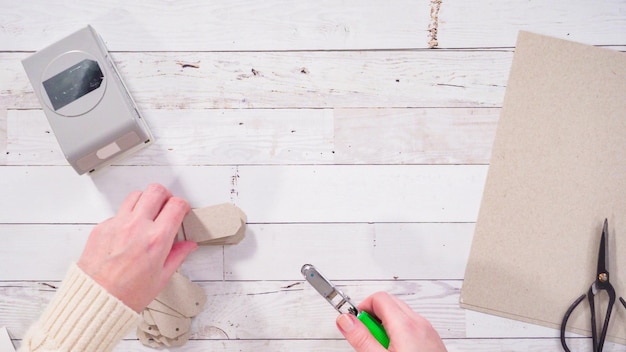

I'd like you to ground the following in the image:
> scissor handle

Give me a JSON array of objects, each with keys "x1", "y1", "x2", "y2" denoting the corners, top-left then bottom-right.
[
  {"x1": 590, "y1": 284, "x2": 616, "y2": 352},
  {"x1": 561, "y1": 293, "x2": 585, "y2": 352},
  {"x1": 560, "y1": 285, "x2": 617, "y2": 352}
]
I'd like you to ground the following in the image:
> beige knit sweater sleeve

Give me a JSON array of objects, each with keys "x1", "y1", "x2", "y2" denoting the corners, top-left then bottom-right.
[{"x1": 19, "y1": 263, "x2": 140, "y2": 352}]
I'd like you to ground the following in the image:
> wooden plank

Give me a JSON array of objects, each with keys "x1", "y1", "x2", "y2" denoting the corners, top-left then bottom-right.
[
  {"x1": 0, "y1": 1, "x2": 430, "y2": 51},
  {"x1": 0, "y1": 223, "x2": 473, "y2": 281},
  {"x1": 235, "y1": 165, "x2": 486, "y2": 223},
  {"x1": 333, "y1": 108, "x2": 497, "y2": 164},
  {"x1": 0, "y1": 109, "x2": 6, "y2": 165},
  {"x1": 223, "y1": 223, "x2": 474, "y2": 281},
  {"x1": 438, "y1": 0, "x2": 626, "y2": 48},
  {"x1": 77, "y1": 338, "x2": 622, "y2": 352},
  {"x1": 0, "y1": 165, "x2": 486, "y2": 224},
  {"x1": 1, "y1": 51, "x2": 513, "y2": 109},
  {"x1": 1, "y1": 280, "x2": 463, "y2": 339},
  {"x1": 2, "y1": 1, "x2": 624, "y2": 51},
  {"x1": 6, "y1": 108, "x2": 498, "y2": 166},
  {"x1": 5, "y1": 109, "x2": 335, "y2": 166}
]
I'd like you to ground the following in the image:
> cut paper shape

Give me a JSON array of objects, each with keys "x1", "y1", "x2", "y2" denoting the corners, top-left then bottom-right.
[
  {"x1": 138, "y1": 271, "x2": 206, "y2": 348},
  {"x1": 178, "y1": 203, "x2": 247, "y2": 245},
  {"x1": 142, "y1": 309, "x2": 156, "y2": 325},
  {"x1": 150, "y1": 310, "x2": 191, "y2": 339},
  {"x1": 155, "y1": 271, "x2": 207, "y2": 318},
  {"x1": 146, "y1": 299, "x2": 185, "y2": 318},
  {"x1": 138, "y1": 203, "x2": 247, "y2": 348}
]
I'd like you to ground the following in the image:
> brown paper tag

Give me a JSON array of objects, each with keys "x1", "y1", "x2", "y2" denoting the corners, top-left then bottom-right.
[
  {"x1": 181, "y1": 203, "x2": 246, "y2": 245},
  {"x1": 138, "y1": 203, "x2": 247, "y2": 348}
]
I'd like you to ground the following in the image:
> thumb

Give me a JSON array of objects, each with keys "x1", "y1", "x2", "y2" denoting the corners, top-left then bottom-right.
[
  {"x1": 336, "y1": 314, "x2": 386, "y2": 352},
  {"x1": 162, "y1": 241, "x2": 198, "y2": 284}
]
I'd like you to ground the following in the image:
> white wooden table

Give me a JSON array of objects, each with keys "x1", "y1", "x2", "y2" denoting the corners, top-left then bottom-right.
[{"x1": 1, "y1": 1, "x2": 625, "y2": 351}]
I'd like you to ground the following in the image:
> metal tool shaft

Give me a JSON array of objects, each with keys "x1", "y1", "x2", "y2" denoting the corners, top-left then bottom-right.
[{"x1": 301, "y1": 264, "x2": 358, "y2": 315}]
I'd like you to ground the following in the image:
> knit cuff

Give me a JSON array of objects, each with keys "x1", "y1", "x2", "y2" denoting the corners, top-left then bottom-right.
[{"x1": 21, "y1": 263, "x2": 139, "y2": 352}]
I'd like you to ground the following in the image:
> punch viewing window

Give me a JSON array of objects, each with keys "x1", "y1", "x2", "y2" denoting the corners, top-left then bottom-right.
[{"x1": 42, "y1": 59, "x2": 104, "y2": 110}]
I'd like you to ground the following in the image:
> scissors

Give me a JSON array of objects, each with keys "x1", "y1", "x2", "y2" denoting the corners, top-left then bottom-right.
[{"x1": 560, "y1": 219, "x2": 626, "y2": 352}]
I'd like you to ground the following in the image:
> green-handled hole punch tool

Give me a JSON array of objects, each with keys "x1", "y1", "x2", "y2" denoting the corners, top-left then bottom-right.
[{"x1": 301, "y1": 264, "x2": 390, "y2": 348}]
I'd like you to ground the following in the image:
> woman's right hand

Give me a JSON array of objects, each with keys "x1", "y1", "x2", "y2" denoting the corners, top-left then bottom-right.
[{"x1": 336, "y1": 292, "x2": 447, "y2": 352}]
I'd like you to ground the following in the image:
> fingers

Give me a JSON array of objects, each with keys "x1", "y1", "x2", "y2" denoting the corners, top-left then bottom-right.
[
  {"x1": 125, "y1": 184, "x2": 192, "y2": 265},
  {"x1": 121, "y1": 185, "x2": 189, "y2": 231},
  {"x1": 358, "y1": 292, "x2": 408, "y2": 325},
  {"x1": 161, "y1": 241, "x2": 198, "y2": 285},
  {"x1": 336, "y1": 314, "x2": 386, "y2": 352},
  {"x1": 133, "y1": 184, "x2": 173, "y2": 220},
  {"x1": 387, "y1": 293, "x2": 415, "y2": 315},
  {"x1": 356, "y1": 292, "x2": 448, "y2": 352},
  {"x1": 138, "y1": 186, "x2": 191, "y2": 262},
  {"x1": 155, "y1": 196, "x2": 190, "y2": 235},
  {"x1": 117, "y1": 190, "x2": 142, "y2": 215}
]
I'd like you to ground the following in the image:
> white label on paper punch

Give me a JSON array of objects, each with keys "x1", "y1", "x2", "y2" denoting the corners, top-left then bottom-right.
[{"x1": 96, "y1": 141, "x2": 121, "y2": 160}]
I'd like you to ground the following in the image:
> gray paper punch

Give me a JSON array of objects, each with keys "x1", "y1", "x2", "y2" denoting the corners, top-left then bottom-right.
[{"x1": 22, "y1": 26, "x2": 152, "y2": 174}]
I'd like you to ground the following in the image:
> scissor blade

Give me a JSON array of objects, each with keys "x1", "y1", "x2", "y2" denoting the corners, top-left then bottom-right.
[{"x1": 597, "y1": 218, "x2": 609, "y2": 281}]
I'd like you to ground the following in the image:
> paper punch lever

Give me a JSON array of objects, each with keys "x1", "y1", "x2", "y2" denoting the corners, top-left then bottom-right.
[{"x1": 301, "y1": 264, "x2": 390, "y2": 348}]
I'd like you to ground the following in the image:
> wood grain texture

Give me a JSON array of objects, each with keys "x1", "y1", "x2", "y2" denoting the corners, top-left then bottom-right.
[
  {"x1": 222, "y1": 222, "x2": 474, "y2": 281},
  {"x1": 333, "y1": 108, "x2": 497, "y2": 164},
  {"x1": 0, "y1": 110, "x2": 6, "y2": 165},
  {"x1": 0, "y1": 0, "x2": 429, "y2": 51},
  {"x1": 1, "y1": 1, "x2": 623, "y2": 50},
  {"x1": 6, "y1": 108, "x2": 497, "y2": 166},
  {"x1": 0, "y1": 165, "x2": 486, "y2": 223},
  {"x1": 438, "y1": 0, "x2": 626, "y2": 48},
  {"x1": 2, "y1": 51, "x2": 512, "y2": 109},
  {"x1": 0, "y1": 223, "x2": 474, "y2": 281},
  {"x1": 5, "y1": 109, "x2": 335, "y2": 166},
  {"x1": 234, "y1": 165, "x2": 486, "y2": 223}
]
